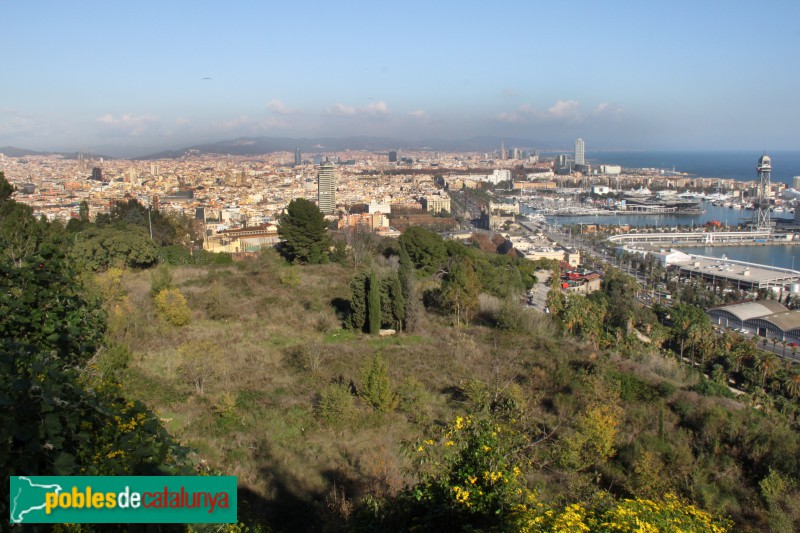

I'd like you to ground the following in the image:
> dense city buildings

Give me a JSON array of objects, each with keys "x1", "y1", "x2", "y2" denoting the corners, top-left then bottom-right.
[{"x1": 0, "y1": 145, "x2": 788, "y2": 259}]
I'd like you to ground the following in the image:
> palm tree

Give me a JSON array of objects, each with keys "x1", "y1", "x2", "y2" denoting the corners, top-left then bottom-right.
[
  {"x1": 784, "y1": 371, "x2": 800, "y2": 399},
  {"x1": 755, "y1": 352, "x2": 779, "y2": 388}
]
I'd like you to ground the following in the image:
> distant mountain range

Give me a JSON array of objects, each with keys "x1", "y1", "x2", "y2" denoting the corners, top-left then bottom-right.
[
  {"x1": 137, "y1": 136, "x2": 558, "y2": 160},
  {"x1": 1, "y1": 136, "x2": 569, "y2": 161},
  {"x1": 0, "y1": 146, "x2": 114, "y2": 160}
]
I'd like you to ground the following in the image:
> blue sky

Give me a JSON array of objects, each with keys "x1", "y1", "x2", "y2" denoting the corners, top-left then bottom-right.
[{"x1": 2, "y1": 0, "x2": 799, "y2": 155}]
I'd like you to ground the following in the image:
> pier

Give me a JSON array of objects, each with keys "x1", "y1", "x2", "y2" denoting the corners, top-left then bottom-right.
[{"x1": 607, "y1": 230, "x2": 786, "y2": 246}]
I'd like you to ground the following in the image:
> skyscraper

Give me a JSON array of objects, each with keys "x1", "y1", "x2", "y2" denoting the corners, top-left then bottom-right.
[
  {"x1": 294, "y1": 147, "x2": 302, "y2": 166},
  {"x1": 388, "y1": 150, "x2": 398, "y2": 163},
  {"x1": 317, "y1": 161, "x2": 336, "y2": 214},
  {"x1": 574, "y1": 138, "x2": 585, "y2": 166}
]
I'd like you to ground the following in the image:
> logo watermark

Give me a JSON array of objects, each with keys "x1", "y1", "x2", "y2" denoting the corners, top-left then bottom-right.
[{"x1": 9, "y1": 476, "x2": 237, "y2": 524}]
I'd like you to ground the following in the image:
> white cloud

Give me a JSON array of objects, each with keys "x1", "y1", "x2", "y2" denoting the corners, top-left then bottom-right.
[
  {"x1": 547, "y1": 99, "x2": 581, "y2": 119},
  {"x1": 95, "y1": 113, "x2": 159, "y2": 136},
  {"x1": 268, "y1": 99, "x2": 301, "y2": 115},
  {"x1": 408, "y1": 109, "x2": 429, "y2": 120},
  {"x1": 496, "y1": 100, "x2": 621, "y2": 125},
  {"x1": 325, "y1": 103, "x2": 359, "y2": 117},
  {"x1": 364, "y1": 101, "x2": 389, "y2": 116},
  {"x1": 175, "y1": 117, "x2": 190, "y2": 126},
  {"x1": 325, "y1": 101, "x2": 390, "y2": 118}
]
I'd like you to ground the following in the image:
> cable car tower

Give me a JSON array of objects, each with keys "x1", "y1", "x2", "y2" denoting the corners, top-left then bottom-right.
[{"x1": 751, "y1": 154, "x2": 772, "y2": 230}]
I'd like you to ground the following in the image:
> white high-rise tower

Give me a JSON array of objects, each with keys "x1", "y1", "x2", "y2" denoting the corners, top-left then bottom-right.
[
  {"x1": 317, "y1": 161, "x2": 336, "y2": 214},
  {"x1": 574, "y1": 138, "x2": 585, "y2": 166}
]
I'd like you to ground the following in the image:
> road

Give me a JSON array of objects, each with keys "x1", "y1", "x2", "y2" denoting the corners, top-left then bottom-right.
[{"x1": 527, "y1": 269, "x2": 551, "y2": 313}]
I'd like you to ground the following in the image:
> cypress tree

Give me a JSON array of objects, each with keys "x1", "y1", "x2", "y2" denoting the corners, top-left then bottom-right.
[
  {"x1": 349, "y1": 272, "x2": 367, "y2": 332},
  {"x1": 368, "y1": 271, "x2": 381, "y2": 335},
  {"x1": 398, "y1": 242, "x2": 415, "y2": 330}
]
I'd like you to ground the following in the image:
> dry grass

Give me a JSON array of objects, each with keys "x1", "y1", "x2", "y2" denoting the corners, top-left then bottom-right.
[{"x1": 111, "y1": 256, "x2": 731, "y2": 530}]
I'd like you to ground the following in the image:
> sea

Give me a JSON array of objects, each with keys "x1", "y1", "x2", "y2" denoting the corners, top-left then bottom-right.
[
  {"x1": 531, "y1": 150, "x2": 800, "y2": 271},
  {"x1": 582, "y1": 150, "x2": 800, "y2": 185}
]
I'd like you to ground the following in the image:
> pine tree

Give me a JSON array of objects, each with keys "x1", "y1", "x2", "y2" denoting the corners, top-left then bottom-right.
[
  {"x1": 368, "y1": 271, "x2": 381, "y2": 335},
  {"x1": 277, "y1": 198, "x2": 331, "y2": 263}
]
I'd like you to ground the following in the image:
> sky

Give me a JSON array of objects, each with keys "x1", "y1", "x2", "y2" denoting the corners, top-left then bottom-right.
[{"x1": 2, "y1": 0, "x2": 800, "y2": 156}]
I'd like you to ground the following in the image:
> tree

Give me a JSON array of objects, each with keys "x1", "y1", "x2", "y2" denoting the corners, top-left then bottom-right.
[
  {"x1": 71, "y1": 225, "x2": 158, "y2": 271},
  {"x1": 0, "y1": 240, "x2": 106, "y2": 365},
  {"x1": 783, "y1": 370, "x2": 800, "y2": 399},
  {"x1": 359, "y1": 354, "x2": 397, "y2": 412},
  {"x1": 277, "y1": 198, "x2": 331, "y2": 263},
  {"x1": 178, "y1": 339, "x2": 223, "y2": 395},
  {"x1": 602, "y1": 266, "x2": 639, "y2": 332},
  {"x1": 154, "y1": 288, "x2": 191, "y2": 327},
  {"x1": 368, "y1": 271, "x2": 381, "y2": 335},
  {"x1": 349, "y1": 272, "x2": 368, "y2": 332},
  {"x1": 398, "y1": 226, "x2": 446, "y2": 275},
  {"x1": 755, "y1": 352, "x2": 779, "y2": 388},
  {"x1": 78, "y1": 200, "x2": 89, "y2": 222},
  {"x1": 0, "y1": 172, "x2": 13, "y2": 203},
  {"x1": 343, "y1": 224, "x2": 378, "y2": 268},
  {"x1": 398, "y1": 242, "x2": 418, "y2": 331},
  {"x1": 671, "y1": 303, "x2": 711, "y2": 364},
  {"x1": 100, "y1": 198, "x2": 177, "y2": 246},
  {"x1": 380, "y1": 272, "x2": 405, "y2": 331},
  {"x1": 440, "y1": 259, "x2": 480, "y2": 325}
]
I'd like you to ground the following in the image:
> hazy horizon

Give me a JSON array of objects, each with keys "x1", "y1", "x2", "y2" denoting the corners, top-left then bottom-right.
[{"x1": 3, "y1": 1, "x2": 800, "y2": 155}]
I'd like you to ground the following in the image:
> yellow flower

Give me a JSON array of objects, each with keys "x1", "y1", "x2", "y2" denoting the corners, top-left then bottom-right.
[{"x1": 445, "y1": 440, "x2": 455, "y2": 447}]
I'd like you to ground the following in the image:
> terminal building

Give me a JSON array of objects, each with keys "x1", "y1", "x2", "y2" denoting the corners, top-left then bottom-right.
[{"x1": 708, "y1": 300, "x2": 800, "y2": 342}]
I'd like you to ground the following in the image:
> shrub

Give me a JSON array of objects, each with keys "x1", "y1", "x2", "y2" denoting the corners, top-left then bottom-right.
[
  {"x1": 150, "y1": 264, "x2": 174, "y2": 297},
  {"x1": 284, "y1": 343, "x2": 327, "y2": 375},
  {"x1": 360, "y1": 354, "x2": 398, "y2": 413},
  {"x1": 178, "y1": 339, "x2": 223, "y2": 395},
  {"x1": 154, "y1": 288, "x2": 191, "y2": 326},
  {"x1": 93, "y1": 341, "x2": 131, "y2": 380},
  {"x1": 397, "y1": 377, "x2": 429, "y2": 423},
  {"x1": 205, "y1": 281, "x2": 235, "y2": 320},
  {"x1": 279, "y1": 268, "x2": 301, "y2": 288},
  {"x1": 317, "y1": 382, "x2": 356, "y2": 426}
]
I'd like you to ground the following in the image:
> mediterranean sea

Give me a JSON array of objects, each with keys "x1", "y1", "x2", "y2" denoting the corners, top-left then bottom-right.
[{"x1": 580, "y1": 150, "x2": 800, "y2": 185}]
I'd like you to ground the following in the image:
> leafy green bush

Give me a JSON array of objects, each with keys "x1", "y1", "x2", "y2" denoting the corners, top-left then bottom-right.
[
  {"x1": 157, "y1": 244, "x2": 193, "y2": 265},
  {"x1": 316, "y1": 382, "x2": 356, "y2": 426},
  {"x1": 691, "y1": 378, "x2": 736, "y2": 399},
  {"x1": 279, "y1": 268, "x2": 301, "y2": 287},
  {"x1": 94, "y1": 341, "x2": 131, "y2": 380},
  {"x1": 154, "y1": 288, "x2": 191, "y2": 326},
  {"x1": 360, "y1": 354, "x2": 398, "y2": 413}
]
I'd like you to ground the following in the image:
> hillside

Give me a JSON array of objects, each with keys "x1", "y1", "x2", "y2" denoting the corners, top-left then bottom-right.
[{"x1": 105, "y1": 250, "x2": 797, "y2": 531}]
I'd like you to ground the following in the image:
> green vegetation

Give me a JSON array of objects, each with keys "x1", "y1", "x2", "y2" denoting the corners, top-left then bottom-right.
[
  {"x1": 0, "y1": 173, "x2": 191, "y2": 528},
  {"x1": 277, "y1": 198, "x2": 331, "y2": 263},
  {"x1": 6, "y1": 169, "x2": 800, "y2": 531}
]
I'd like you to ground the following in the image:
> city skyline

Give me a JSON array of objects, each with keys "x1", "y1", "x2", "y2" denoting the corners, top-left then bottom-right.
[{"x1": 3, "y1": 1, "x2": 800, "y2": 156}]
